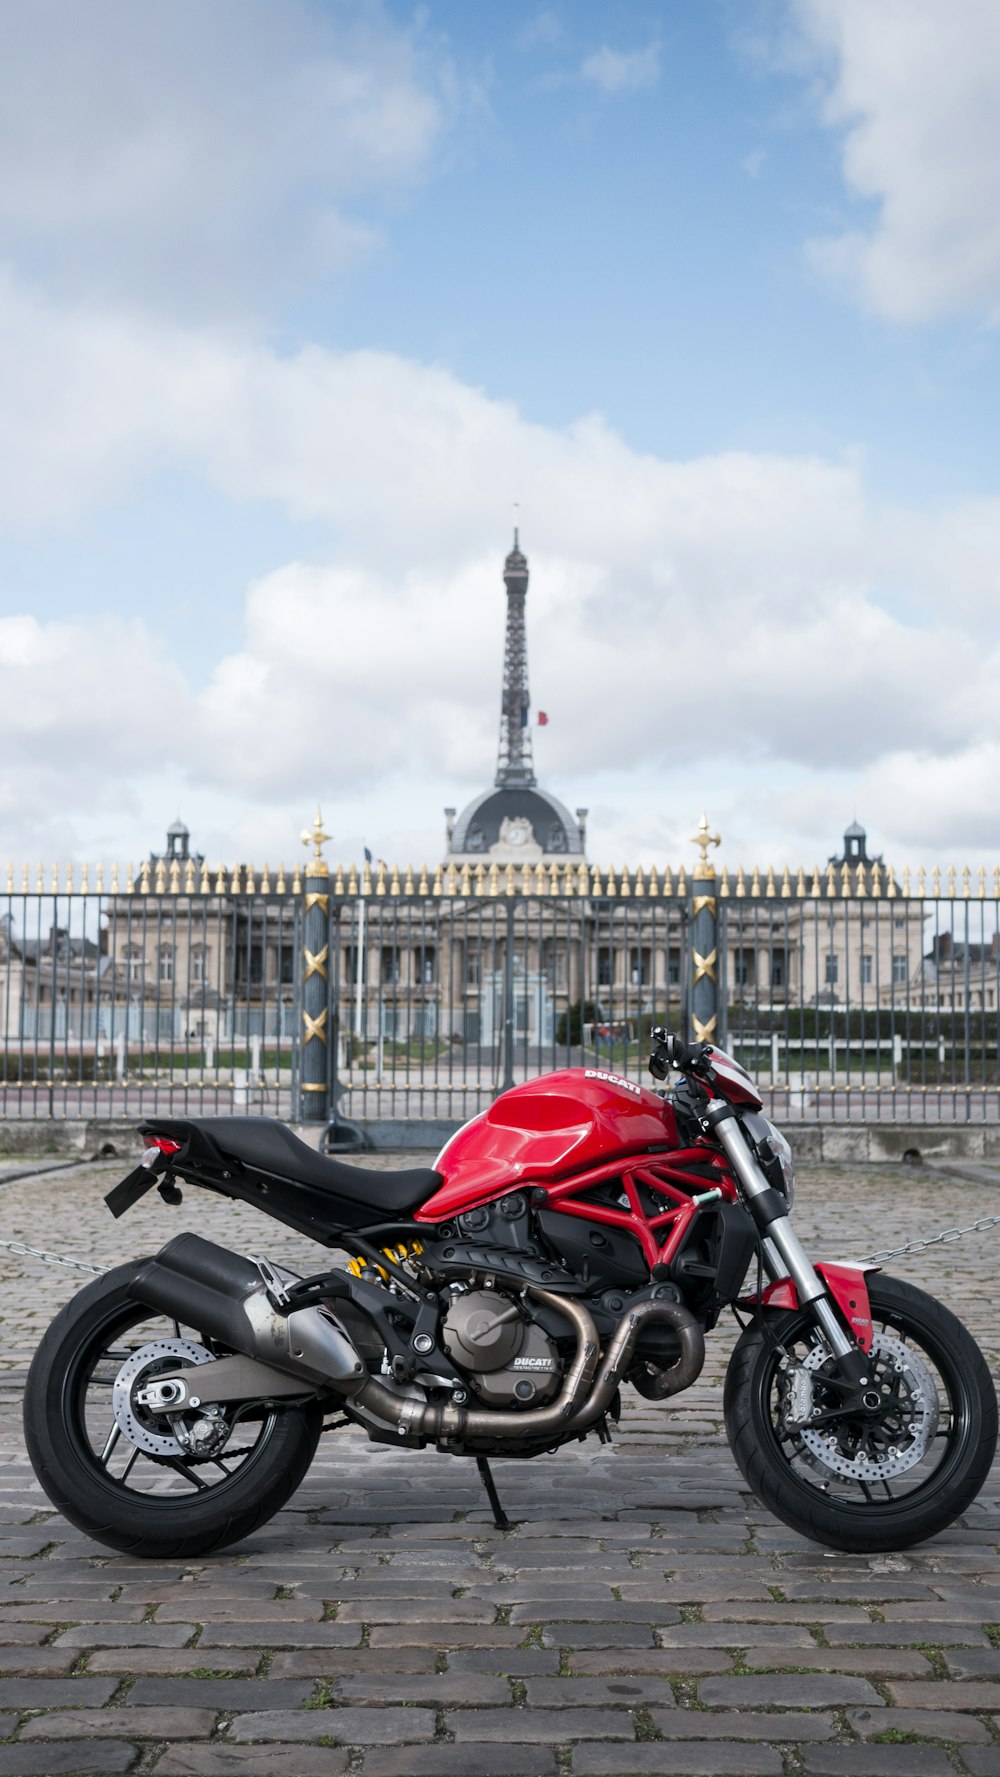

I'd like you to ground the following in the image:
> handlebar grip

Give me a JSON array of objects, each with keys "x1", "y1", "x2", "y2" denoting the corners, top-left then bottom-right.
[{"x1": 648, "y1": 1028, "x2": 712, "y2": 1079}]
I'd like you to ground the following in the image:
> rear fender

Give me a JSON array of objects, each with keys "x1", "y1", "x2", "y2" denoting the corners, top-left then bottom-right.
[{"x1": 743, "y1": 1261, "x2": 879, "y2": 1354}]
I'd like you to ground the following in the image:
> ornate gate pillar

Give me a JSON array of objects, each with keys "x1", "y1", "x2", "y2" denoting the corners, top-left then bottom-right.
[
  {"x1": 299, "y1": 809, "x2": 331, "y2": 1122},
  {"x1": 689, "y1": 813, "x2": 720, "y2": 1046}
]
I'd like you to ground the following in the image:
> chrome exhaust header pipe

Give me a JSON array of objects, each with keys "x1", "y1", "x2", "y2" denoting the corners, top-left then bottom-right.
[{"x1": 352, "y1": 1290, "x2": 704, "y2": 1443}]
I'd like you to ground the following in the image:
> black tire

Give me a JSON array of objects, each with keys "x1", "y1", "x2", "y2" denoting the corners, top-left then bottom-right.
[
  {"x1": 24, "y1": 1259, "x2": 324, "y2": 1559},
  {"x1": 724, "y1": 1272, "x2": 998, "y2": 1552}
]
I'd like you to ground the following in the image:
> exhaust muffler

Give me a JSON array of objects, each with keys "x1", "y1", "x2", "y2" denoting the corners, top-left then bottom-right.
[{"x1": 128, "y1": 1232, "x2": 365, "y2": 1389}]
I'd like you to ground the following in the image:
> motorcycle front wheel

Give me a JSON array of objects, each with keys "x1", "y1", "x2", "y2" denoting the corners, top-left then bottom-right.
[
  {"x1": 24, "y1": 1260, "x2": 324, "y2": 1559},
  {"x1": 724, "y1": 1272, "x2": 997, "y2": 1552}
]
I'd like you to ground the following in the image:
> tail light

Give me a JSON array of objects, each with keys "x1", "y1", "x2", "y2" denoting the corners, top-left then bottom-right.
[{"x1": 143, "y1": 1137, "x2": 182, "y2": 1157}]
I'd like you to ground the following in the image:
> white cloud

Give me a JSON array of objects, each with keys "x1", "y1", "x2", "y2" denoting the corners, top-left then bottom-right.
[
  {"x1": 0, "y1": 0, "x2": 449, "y2": 315},
  {"x1": 1, "y1": 275, "x2": 1000, "y2": 867},
  {"x1": 579, "y1": 43, "x2": 662, "y2": 95},
  {"x1": 790, "y1": 0, "x2": 1000, "y2": 322}
]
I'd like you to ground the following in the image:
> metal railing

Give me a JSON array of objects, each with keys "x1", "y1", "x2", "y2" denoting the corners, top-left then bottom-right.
[{"x1": 1, "y1": 849, "x2": 998, "y2": 1126}]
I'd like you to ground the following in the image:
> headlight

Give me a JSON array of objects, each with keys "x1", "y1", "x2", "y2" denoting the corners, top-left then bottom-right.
[
  {"x1": 742, "y1": 1112, "x2": 795, "y2": 1208},
  {"x1": 765, "y1": 1121, "x2": 795, "y2": 1208}
]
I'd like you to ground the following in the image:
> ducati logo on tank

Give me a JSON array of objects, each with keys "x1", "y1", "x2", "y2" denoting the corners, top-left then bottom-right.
[{"x1": 584, "y1": 1069, "x2": 642, "y2": 1095}]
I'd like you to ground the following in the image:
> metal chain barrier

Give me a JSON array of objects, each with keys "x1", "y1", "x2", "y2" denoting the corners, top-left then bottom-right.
[
  {"x1": 861, "y1": 1214, "x2": 1000, "y2": 1266},
  {"x1": 0, "y1": 1238, "x2": 100, "y2": 1275}
]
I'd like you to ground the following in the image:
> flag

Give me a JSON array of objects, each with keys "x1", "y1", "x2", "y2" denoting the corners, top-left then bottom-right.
[
  {"x1": 537, "y1": 711, "x2": 549, "y2": 726},
  {"x1": 364, "y1": 847, "x2": 373, "y2": 864}
]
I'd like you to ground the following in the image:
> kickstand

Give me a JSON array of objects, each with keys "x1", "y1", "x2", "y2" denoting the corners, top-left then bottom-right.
[{"x1": 476, "y1": 1456, "x2": 513, "y2": 1530}]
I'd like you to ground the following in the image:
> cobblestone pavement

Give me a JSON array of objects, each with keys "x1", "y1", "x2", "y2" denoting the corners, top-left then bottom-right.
[{"x1": 0, "y1": 1153, "x2": 999, "y2": 1775}]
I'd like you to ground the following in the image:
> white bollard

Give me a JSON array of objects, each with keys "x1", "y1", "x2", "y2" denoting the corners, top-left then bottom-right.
[
  {"x1": 115, "y1": 1031, "x2": 126, "y2": 1082},
  {"x1": 250, "y1": 1034, "x2": 261, "y2": 1079}
]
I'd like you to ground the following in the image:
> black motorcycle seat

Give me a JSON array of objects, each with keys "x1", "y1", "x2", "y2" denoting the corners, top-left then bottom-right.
[{"x1": 140, "y1": 1116, "x2": 442, "y2": 1217}]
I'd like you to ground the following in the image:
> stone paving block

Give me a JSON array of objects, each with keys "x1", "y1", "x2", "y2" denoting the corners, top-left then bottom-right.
[
  {"x1": 742, "y1": 1646, "x2": 933, "y2": 1676},
  {"x1": 540, "y1": 1624, "x2": 660, "y2": 1649},
  {"x1": 655, "y1": 1622, "x2": 816, "y2": 1648},
  {"x1": 87, "y1": 1648, "x2": 260, "y2": 1676},
  {"x1": 824, "y1": 1621, "x2": 989, "y2": 1645},
  {"x1": 446, "y1": 1648, "x2": 560, "y2": 1674},
  {"x1": 699, "y1": 1673, "x2": 884, "y2": 1708},
  {"x1": 802, "y1": 1751, "x2": 957, "y2": 1776},
  {"x1": 568, "y1": 1648, "x2": 732, "y2": 1676},
  {"x1": 947, "y1": 1648, "x2": 1000, "y2": 1678},
  {"x1": 156, "y1": 1599, "x2": 324, "y2": 1622},
  {"x1": 846, "y1": 1705, "x2": 991, "y2": 1741},
  {"x1": 19, "y1": 1707, "x2": 217, "y2": 1739},
  {"x1": 53, "y1": 1622, "x2": 197, "y2": 1648},
  {"x1": 196, "y1": 1621, "x2": 360, "y2": 1647},
  {"x1": 127, "y1": 1677, "x2": 314, "y2": 1709},
  {"x1": 334, "y1": 1674, "x2": 510, "y2": 1706},
  {"x1": 368, "y1": 1623, "x2": 527, "y2": 1648},
  {"x1": 0, "y1": 1645, "x2": 80, "y2": 1674},
  {"x1": 961, "y1": 1755, "x2": 1000, "y2": 1777},
  {"x1": 650, "y1": 1708, "x2": 836, "y2": 1740},
  {"x1": 0, "y1": 1677, "x2": 117, "y2": 1707},
  {"x1": 0, "y1": 1624, "x2": 48, "y2": 1646},
  {"x1": 571, "y1": 1748, "x2": 783, "y2": 1777},
  {"x1": 152, "y1": 1749, "x2": 349, "y2": 1775},
  {"x1": 701, "y1": 1601, "x2": 870, "y2": 1622},
  {"x1": 524, "y1": 1676, "x2": 673, "y2": 1708},
  {"x1": 888, "y1": 1678, "x2": 1000, "y2": 1707},
  {"x1": 268, "y1": 1647, "x2": 439, "y2": 1677},
  {"x1": 359, "y1": 1749, "x2": 559, "y2": 1776},
  {"x1": 228, "y1": 1705, "x2": 436, "y2": 1742},
  {"x1": 446, "y1": 1706, "x2": 634, "y2": 1740},
  {"x1": 0, "y1": 1742, "x2": 138, "y2": 1775},
  {"x1": 336, "y1": 1597, "x2": 496, "y2": 1622}
]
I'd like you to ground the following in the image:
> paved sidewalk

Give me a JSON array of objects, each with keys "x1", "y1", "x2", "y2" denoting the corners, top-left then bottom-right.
[{"x1": 0, "y1": 1155, "x2": 999, "y2": 1775}]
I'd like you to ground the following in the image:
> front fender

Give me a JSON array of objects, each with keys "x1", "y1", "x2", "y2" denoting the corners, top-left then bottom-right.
[{"x1": 741, "y1": 1261, "x2": 879, "y2": 1354}]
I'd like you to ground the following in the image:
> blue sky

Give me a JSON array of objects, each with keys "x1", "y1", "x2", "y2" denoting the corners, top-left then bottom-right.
[{"x1": 2, "y1": 0, "x2": 1000, "y2": 872}]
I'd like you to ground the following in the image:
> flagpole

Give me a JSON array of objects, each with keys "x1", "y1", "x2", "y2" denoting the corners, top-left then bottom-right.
[{"x1": 354, "y1": 891, "x2": 365, "y2": 1046}]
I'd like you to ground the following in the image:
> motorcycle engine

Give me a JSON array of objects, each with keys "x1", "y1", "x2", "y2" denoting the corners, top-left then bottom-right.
[{"x1": 441, "y1": 1287, "x2": 561, "y2": 1408}]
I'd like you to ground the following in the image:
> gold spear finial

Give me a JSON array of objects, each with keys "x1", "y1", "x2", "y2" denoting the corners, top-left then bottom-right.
[
  {"x1": 300, "y1": 806, "x2": 331, "y2": 873},
  {"x1": 691, "y1": 811, "x2": 721, "y2": 880}
]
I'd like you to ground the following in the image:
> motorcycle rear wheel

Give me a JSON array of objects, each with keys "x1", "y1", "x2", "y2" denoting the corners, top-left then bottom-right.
[
  {"x1": 724, "y1": 1272, "x2": 997, "y2": 1552},
  {"x1": 24, "y1": 1260, "x2": 324, "y2": 1559}
]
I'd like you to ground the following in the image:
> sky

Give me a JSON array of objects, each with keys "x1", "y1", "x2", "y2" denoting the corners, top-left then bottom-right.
[{"x1": 2, "y1": 0, "x2": 1000, "y2": 876}]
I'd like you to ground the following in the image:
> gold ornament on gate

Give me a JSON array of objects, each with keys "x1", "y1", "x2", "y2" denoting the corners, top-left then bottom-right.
[
  {"x1": 691, "y1": 812, "x2": 721, "y2": 880},
  {"x1": 301, "y1": 807, "x2": 331, "y2": 873}
]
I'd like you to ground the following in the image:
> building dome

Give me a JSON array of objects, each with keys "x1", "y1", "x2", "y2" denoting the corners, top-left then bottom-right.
[{"x1": 451, "y1": 785, "x2": 584, "y2": 860}]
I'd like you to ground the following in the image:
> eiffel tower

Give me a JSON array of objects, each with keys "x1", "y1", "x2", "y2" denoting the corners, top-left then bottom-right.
[
  {"x1": 445, "y1": 531, "x2": 587, "y2": 863},
  {"x1": 495, "y1": 528, "x2": 534, "y2": 787}
]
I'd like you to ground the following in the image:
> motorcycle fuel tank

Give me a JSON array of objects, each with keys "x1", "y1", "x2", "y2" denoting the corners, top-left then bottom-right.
[{"x1": 417, "y1": 1068, "x2": 677, "y2": 1222}]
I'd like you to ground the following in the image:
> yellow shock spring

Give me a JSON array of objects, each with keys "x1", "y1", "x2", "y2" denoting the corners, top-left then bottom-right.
[{"x1": 345, "y1": 1238, "x2": 423, "y2": 1281}]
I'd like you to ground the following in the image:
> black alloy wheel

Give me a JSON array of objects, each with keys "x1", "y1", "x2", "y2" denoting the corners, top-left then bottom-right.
[
  {"x1": 24, "y1": 1260, "x2": 323, "y2": 1558},
  {"x1": 723, "y1": 1272, "x2": 997, "y2": 1552}
]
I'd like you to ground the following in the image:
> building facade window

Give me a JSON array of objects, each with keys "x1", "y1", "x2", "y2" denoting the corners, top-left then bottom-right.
[
  {"x1": 892, "y1": 954, "x2": 908, "y2": 985},
  {"x1": 860, "y1": 954, "x2": 873, "y2": 985},
  {"x1": 825, "y1": 954, "x2": 839, "y2": 985}
]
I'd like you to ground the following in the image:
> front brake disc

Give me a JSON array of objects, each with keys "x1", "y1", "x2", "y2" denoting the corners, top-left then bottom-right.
[{"x1": 796, "y1": 1332, "x2": 940, "y2": 1482}]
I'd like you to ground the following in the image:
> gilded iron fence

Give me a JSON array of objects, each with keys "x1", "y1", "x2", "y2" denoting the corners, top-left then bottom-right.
[{"x1": 1, "y1": 845, "x2": 999, "y2": 1127}]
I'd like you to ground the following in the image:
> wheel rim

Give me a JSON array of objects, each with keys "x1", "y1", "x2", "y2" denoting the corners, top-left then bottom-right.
[
  {"x1": 753, "y1": 1290, "x2": 973, "y2": 1517},
  {"x1": 62, "y1": 1297, "x2": 282, "y2": 1508}
]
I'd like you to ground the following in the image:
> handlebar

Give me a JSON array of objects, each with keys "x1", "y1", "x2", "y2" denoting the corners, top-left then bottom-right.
[{"x1": 648, "y1": 1027, "x2": 713, "y2": 1081}]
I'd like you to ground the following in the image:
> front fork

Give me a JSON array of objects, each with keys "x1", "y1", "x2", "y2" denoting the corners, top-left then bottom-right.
[{"x1": 708, "y1": 1101, "x2": 859, "y2": 1364}]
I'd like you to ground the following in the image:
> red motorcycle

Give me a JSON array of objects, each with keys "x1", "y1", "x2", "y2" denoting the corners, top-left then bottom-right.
[{"x1": 25, "y1": 1030, "x2": 997, "y2": 1555}]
